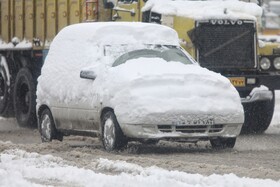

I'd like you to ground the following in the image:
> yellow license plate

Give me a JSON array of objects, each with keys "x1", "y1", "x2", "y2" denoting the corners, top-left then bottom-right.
[{"x1": 228, "y1": 77, "x2": 245, "y2": 87}]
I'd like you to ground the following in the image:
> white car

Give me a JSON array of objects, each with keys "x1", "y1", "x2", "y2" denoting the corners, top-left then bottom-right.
[{"x1": 36, "y1": 22, "x2": 244, "y2": 151}]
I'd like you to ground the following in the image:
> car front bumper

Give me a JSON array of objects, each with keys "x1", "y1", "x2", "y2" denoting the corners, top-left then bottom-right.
[{"x1": 120, "y1": 123, "x2": 243, "y2": 141}]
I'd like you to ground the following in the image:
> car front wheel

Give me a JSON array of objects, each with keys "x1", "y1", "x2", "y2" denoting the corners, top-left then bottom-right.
[
  {"x1": 210, "y1": 137, "x2": 236, "y2": 149},
  {"x1": 39, "y1": 108, "x2": 63, "y2": 142},
  {"x1": 101, "y1": 111, "x2": 127, "y2": 151}
]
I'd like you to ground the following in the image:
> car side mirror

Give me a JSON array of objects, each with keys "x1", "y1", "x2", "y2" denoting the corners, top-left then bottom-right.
[
  {"x1": 80, "y1": 70, "x2": 97, "y2": 80},
  {"x1": 103, "y1": 0, "x2": 114, "y2": 9}
]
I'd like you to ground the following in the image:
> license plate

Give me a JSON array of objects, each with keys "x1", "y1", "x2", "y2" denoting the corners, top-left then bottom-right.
[
  {"x1": 228, "y1": 77, "x2": 245, "y2": 87},
  {"x1": 172, "y1": 118, "x2": 215, "y2": 126}
]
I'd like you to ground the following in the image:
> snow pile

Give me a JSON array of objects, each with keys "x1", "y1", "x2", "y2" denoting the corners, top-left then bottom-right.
[
  {"x1": 96, "y1": 58, "x2": 243, "y2": 124},
  {"x1": 0, "y1": 40, "x2": 14, "y2": 49},
  {"x1": 0, "y1": 149, "x2": 280, "y2": 187},
  {"x1": 142, "y1": 0, "x2": 263, "y2": 20},
  {"x1": 53, "y1": 22, "x2": 179, "y2": 46},
  {"x1": 0, "y1": 39, "x2": 32, "y2": 49}
]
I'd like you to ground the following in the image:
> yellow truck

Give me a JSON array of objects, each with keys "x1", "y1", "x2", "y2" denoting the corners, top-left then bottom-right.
[{"x1": 0, "y1": 0, "x2": 279, "y2": 134}]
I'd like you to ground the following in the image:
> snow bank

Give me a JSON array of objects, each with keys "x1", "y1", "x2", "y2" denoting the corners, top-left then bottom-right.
[
  {"x1": 0, "y1": 149, "x2": 279, "y2": 187},
  {"x1": 142, "y1": 0, "x2": 263, "y2": 20}
]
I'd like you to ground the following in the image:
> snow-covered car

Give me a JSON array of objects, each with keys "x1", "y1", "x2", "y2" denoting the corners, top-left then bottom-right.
[{"x1": 36, "y1": 22, "x2": 244, "y2": 151}]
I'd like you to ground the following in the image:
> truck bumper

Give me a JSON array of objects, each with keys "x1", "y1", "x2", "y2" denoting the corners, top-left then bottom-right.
[
  {"x1": 241, "y1": 89, "x2": 273, "y2": 103},
  {"x1": 226, "y1": 74, "x2": 280, "y2": 103}
]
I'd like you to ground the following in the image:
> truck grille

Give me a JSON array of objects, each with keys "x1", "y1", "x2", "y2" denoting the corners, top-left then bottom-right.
[
  {"x1": 158, "y1": 124, "x2": 224, "y2": 134},
  {"x1": 190, "y1": 20, "x2": 256, "y2": 69}
]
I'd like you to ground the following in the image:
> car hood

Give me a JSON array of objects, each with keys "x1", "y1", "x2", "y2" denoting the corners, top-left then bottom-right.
[{"x1": 96, "y1": 58, "x2": 244, "y2": 124}]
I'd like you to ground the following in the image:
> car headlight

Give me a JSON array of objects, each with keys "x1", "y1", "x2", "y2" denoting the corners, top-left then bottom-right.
[
  {"x1": 273, "y1": 57, "x2": 280, "y2": 70},
  {"x1": 260, "y1": 57, "x2": 271, "y2": 70}
]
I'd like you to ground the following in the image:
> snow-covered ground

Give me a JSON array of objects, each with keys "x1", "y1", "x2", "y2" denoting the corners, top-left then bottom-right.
[{"x1": 0, "y1": 148, "x2": 279, "y2": 187}]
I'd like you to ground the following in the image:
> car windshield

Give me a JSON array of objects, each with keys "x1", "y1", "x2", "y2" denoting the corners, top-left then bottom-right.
[{"x1": 105, "y1": 45, "x2": 194, "y2": 67}]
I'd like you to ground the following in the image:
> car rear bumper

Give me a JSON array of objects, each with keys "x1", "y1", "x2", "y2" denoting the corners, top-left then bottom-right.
[{"x1": 120, "y1": 123, "x2": 243, "y2": 140}]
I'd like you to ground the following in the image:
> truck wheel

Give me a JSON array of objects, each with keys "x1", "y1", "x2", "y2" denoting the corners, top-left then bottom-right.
[
  {"x1": 13, "y1": 68, "x2": 36, "y2": 127},
  {"x1": 242, "y1": 93, "x2": 275, "y2": 134},
  {"x1": 101, "y1": 111, "x2": 128, "y2": 151},
  {"x1": 210, "y1": 137, "x2": 236, "y2": 149},
  {"x1": 39, "y1": 108, "x2": 63, "y2": 142},
  {"x1": 0, "y1": 55, "x2": 13, "y2": 116}
]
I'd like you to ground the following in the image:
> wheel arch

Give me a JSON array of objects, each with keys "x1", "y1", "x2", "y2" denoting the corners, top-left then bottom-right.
[
  {"x1": 37, "y1": 104, "x2": 55, "y2": 129},
  {"x1": 100, "y1": 107, "x2": 114, "y2": 120},
  {"x1": 37, "y1": 104, "x2": 51, "y2": 119}
]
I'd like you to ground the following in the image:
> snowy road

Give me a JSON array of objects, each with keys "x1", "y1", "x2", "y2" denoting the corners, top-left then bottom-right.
[{"x1": 1, "y1": 93, "x2": 280, "y2": 186}]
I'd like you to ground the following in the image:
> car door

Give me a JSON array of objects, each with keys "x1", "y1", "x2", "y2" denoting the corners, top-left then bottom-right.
[{"x1": 67, "y1": 68, "x2": 100, "y2": 132}]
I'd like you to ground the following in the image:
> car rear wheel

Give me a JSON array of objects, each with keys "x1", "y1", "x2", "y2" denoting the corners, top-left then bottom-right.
[
  {"x1": 13, "y1": 68, "x2": 36, "y2": 127},
  {"x1": 101, "y1": 111, "x2": 128, "y2": 151},
  {"x1": 39, "y1": 108, "x2": 63, "y2": 142},
  {"x1": 210, "y1": 137, "x2": 236, "y2": 149}
]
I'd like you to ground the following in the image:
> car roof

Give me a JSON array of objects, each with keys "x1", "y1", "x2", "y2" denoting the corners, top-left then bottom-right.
[{"x1": 53, "y1": 22, "x2": 180, "y2": 46}]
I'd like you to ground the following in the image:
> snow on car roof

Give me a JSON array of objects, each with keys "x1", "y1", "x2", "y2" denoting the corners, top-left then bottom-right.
[
  {"x1": 53, "y1": 22, "x2": 179, "y2": 46},
  {"x1": 142, "y1": 0, "x2": 263, "y2": 21}
]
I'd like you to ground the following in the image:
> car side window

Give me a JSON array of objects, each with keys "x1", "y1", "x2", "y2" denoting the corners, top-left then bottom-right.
[{"x1": 113, "y1": 49, "x2": 160, "y2": 67}]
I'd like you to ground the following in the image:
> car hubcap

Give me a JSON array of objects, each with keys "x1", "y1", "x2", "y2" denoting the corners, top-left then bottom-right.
[
  {"x1": 41, "y1": 114, "x2": 52, "y2": 140},
  {"x1": 104, "y1": 117, "x2": 116, "y2": 150}
]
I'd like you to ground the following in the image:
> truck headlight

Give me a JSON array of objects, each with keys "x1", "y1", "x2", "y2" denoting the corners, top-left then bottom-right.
[
  {"x1": 260, "y1": 57, "x2": 271, "y2": 70},
  {"x1": 273, "y1": 57, "x2": 280, "y2": 70}
]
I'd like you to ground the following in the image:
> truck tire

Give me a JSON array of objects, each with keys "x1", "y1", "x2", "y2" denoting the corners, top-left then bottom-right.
[
  {"x1": 13, "y1": 68, "x2": 36, "y2": 127},
  {"x1": 242, "y1": 92, "x2": 275, "y2": 134},
  {"x1": 0, "y1": 55, "x2": 13, "y2": 116}
]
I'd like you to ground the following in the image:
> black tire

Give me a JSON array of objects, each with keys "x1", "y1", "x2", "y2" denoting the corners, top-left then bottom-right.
[
  {"x1": 13, "y1": 68, "x2": 37, "y2": 127},
  {"x1": 0, "y1": 55, "x2": 14, "y2": 117},
  {"x1": 242, "y1": 92, "x2": 275, "y2": 134},
  {"x1": 39, "y1": 108, "x2": 63, "y2": 142},
  {"x1": 210, "y1": 137, "x2": 236, "y2": 149},
  {"x1": 101, "y1": 111, "x2": 128, "y2": 151}
]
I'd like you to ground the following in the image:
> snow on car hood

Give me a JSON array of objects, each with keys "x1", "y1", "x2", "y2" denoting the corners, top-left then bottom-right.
[{"x1": 96, "y1": 58, "x2": 244, "y2": 124}]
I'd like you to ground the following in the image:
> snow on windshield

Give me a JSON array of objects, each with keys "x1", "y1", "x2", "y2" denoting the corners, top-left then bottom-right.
[
  {"x1": 142, "y1": 0, "x2": 263, "y2": 20},
  {"x1": 105, "y1": 45, "x2": 194, "y2": 66}
]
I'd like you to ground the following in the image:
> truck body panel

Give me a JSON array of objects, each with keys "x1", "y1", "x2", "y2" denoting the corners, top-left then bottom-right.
[{"x1": 25, "y1": 0, "x2": 34, "y2": 42}]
